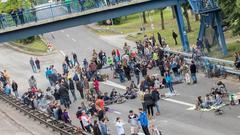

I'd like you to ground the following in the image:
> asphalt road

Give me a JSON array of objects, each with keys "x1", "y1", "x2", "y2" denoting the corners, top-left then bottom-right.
[{"x1": 0, "y1": 25, "x2": 239, "y2": 135}]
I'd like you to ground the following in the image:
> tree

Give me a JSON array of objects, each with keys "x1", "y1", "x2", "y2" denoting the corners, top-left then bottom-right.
[
  {"x1": 218, "y1": 0, "x2": 240, "y2": 35},
  {"x1": 142, "y1": 11, "x2": 147, "y2": 24},
  {"x1": 160, "y1": 9, "x2": 165, "y2": 30},
  {"x1": 171, "y1": 6, "x2": 176, "y2": 19},
  {"x1": 182, "y1": 4, "x2": 192, "y2": 32}
]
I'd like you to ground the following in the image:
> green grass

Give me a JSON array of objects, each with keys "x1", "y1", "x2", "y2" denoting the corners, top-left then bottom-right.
[
  {"x1": 14, "y1": 37, "x2": 48, "y2": 53},
  {"x1": 208, "y1": 41, "x2": 240, "y2": 61},
  {"x1": 95, "y1": 8, "x2": 240, "y2": 59}
]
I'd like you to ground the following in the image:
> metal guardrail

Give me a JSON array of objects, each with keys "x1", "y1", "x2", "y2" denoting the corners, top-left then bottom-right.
[
  {"x1": 163, "y1": 49, "x2": 240, "y2": 76},
  {"x1": 0, "y1": 91, "x2": 90, "y2": 135}
]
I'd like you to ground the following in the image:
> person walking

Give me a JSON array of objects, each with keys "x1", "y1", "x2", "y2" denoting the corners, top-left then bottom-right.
[
  {"x1": 138, "y1": 108, "x2": 150, "y2": 135},
  {"x1": 172, "y1": 30, "x2": 178, "y2": 45},
  {"x1": 30, "y1": 57, "x2": 37, "y2": 73},
  {"x1": 69, "y1": 78, "x2": 77, "y2": 101},
  {"x1": 190, "y1": 61, "x2": 197, "y2": 84},
  {"x1": 107, "y1": 56, "x2": 114, "y2": 70},
  {"x1": 128, "y1": 110, "x2": 139, "y2": 135},
  {"x1": 115, "y1": 117, "x2": 125, "y2": 135},
  {"x1": 35, "y1": 58, "x2": 40, "y2": 72},
  {"x1": 165, "y1": 71, "x2": 175, "y2": 94},
  {"x1": 12, "y1": 80, "x2": 19, "y2": 97}
]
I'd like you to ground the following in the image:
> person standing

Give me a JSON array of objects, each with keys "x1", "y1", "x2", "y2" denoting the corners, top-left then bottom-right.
[
  {"x1": 12, "y1": 80, "x2": 19, "y2": 97},
  {"x1": 190, "y1": 61, "x2": 197, "y2": 84},
  {"x1": 35, "y1": 58, "x2": 40, "y2": 72},
  {"x1": 72, "y1": 52, "x2": 79, "y2": 66},
  {"x1": 93, "y1": 78, "x2": 100, "y2": 95},
  {"x1": 172, "y1": 30, "x2": 178, "y2": 45},
  {"x1": 17, "y1": 8, "x2": 24, "y2": 24},
  {"x1": 157, "y1": 32, "x2": 162, "y2": 47},
  {"x1": 143, "y1": 90, "x2": 154, "y2": 117},
  {"x1": 123, "y1": 64, "x2": 131, "y2": 81},
  {"x1": 165, "y1": 71, "x2": 175, "y2": 94},
  {"x1": 93, "y1": 120, "x2": 101, "y2": 135},
  {"x1": 134, "y1": 63, "x2": 141, "y2": 85},
  {"x1": 62, "y1": 109, "x2": 71, "y2": 124},
  {"x1": 128, "y1": 110, "x2": 139, "y2": 135},
  {"x1": 69, "y1": 78, "x2": 77, "y2": 101},
  {"x1": 10, "y1": 10, "x2": 18, "y2": 26},
  {"x1": 138, "y1": 108, "x2": 150, "y2": 135},
  {"x1": 76, "y1": 80, "x2": 84, "y2": 99},
  {"x1": 81, "y1": 111, "x2": 92, "y2": 133},
  {"x1": 28, "y1": 75, "x2": 37, "y2": 88},
  {"x1": 59, "y1": 81, "x2": 70, "y2": 108},
  {"x1": 30, "y1": 57, "x2": 37, "y2": 73},
  {"x1": 115, "y1": 117, "x2": 125, "y2": 135},
  {"x1": 152, "y1": 88, "x2": 160, "y2": 116},
  {"x1": 99, "y1": 118, "x2": 109, "y2": 135}
]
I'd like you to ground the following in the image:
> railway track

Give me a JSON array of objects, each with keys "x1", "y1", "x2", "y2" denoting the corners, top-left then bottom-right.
[{"x1": 0, "y1": 91, "x2": 90, "y2": 135}]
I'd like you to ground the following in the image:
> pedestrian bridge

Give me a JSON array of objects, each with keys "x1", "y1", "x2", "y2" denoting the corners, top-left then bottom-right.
[
  {"x1": 0, "y1": 0, "x2": 185, "y2": 42},
  {"x1": 0, "y1": 0, "x2": 227, "y2": 55}
]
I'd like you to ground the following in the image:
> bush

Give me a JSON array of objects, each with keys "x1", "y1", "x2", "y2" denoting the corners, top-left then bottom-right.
[{"x1": 19, "y1": 36, "x2": 36, "y2": 44}]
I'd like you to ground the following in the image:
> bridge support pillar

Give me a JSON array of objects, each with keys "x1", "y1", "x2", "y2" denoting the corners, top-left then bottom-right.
[{"x1": 174, "y1": 4, "x2": 190, "y2": 52}]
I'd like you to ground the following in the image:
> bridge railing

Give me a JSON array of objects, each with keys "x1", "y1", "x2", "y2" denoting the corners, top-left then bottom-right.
[
  {"x1": 0, "y1": 0, "x2": 133, "y2": 31},
  {"x1": 188, "y1": 0, "x2": 219, "y2": 13},
  {"x1": 163, "y1": 49, "x2": 239, "y2": 76}
]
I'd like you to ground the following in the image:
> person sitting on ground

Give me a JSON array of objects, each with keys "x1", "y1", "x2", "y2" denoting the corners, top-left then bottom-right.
[
  {"x1": 130, "y1": 81, "x2": 138, "y2": 91},
  {"x1": 123, "y1": 87, "x2": 137, "y2": 99},
  {"x1": 204, "y1": 94, "x2": 213, "y2": 108},
  {"x1": 195, "y1": 96, "x2": 203, "y2": 110},
  {"x1": 214, "y1": 93, "x2": 223, "y2": 106}
]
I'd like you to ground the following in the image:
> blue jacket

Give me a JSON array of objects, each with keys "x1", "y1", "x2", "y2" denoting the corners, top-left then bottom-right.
[{"x1": 138, "y1": 111, "x2": 148, "y2": 126}]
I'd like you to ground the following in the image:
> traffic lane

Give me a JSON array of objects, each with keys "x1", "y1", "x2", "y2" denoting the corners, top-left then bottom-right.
[
  {"x1": 75, "y1": 83, "x2": 240, "y2": 135},
  {"x1": 0, "y1": 45, "x2": 63, "y2": 94}
]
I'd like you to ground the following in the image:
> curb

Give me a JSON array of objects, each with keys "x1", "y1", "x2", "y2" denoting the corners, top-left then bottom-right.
[{"x1": 4, "y1": 42, "x2": 57, "y2": 56}]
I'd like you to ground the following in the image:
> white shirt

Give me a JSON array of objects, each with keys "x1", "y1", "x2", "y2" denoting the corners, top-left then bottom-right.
[{"x1": 115, "y1": 121, "x2": 125, "y2": 135}]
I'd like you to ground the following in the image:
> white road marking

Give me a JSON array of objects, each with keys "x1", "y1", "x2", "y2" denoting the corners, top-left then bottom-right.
[
  {"x1": 103, "y1": 80, "x2": 195, "y2": 110},
  {"x1": 102, "y1": 80, "x2": 126, "y2": 90},
  {"x1": 238, "y1": 116, "x2": 240, "y2": 118},
  {"x1": 113, "y1": 111, "x2": 122, "y2": 115},
  {"x1": 59, "y1": 50, "x2": 65, "y2": 56},
  {"x1": 66, "y1": 34, "x2": 70, "y2": 38},
  {"x1": 72, "y1": 38, "x2": 77, "y2": 42},
  {"x1": 61, "y1": 30, "x2": 64, "y2": 33}
]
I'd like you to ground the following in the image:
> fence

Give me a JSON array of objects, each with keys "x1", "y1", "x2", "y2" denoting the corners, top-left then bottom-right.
[{"x1": 0, "y1": 91, "x2": 90, "y2": 135}]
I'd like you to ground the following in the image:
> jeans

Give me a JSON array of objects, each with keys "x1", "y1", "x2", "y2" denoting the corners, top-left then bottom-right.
[
  {"x1": 155, "y1": 100, "x2": 160, "y2": 113},
  {"x1": 135, "y1": 74, "x2": 140, "y2": 84},
  {"x1": 191, "y1": 73, "x2": 197, "y2": 83},
  {"x1": 119, "y1": 72, "x2": 125, "y2": 83},
  {"x1": 31, "y1": 65, "x2": 37, "y2": 73},
  {"x1": 142, "y1": 125, "x2": 150, "y2": 135},
  {"x1": 167, "y1": 82, "x2": 174, "y2": 93},
  {"x1": 70, "y1": 89, "x2": 77, "y2": 101},
  {"x1": 13, "y1": 91, "x2": 19, "y2": 97}
]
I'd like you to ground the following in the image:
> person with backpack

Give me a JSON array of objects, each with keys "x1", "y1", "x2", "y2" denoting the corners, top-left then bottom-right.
[{"x1": 128, "y1": 110, "x2": 139, "y2": 135}]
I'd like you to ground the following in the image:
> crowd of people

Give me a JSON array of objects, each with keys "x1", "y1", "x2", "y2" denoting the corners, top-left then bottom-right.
[{"x1": 0, "y1": 29, "x2": 237, "y2": 134}]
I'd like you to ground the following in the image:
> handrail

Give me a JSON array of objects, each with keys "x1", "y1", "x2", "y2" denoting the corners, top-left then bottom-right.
[{"x1": 163, "y1": 49, "x2": 240, "y2": 76}]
